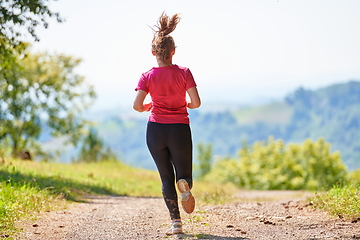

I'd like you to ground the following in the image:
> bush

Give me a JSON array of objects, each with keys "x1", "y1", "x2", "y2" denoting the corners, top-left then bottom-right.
[
  {"x1": 348, "y1": 169, "x2": 360, "y2": 185},
  {"x1": 205, "y1": 137, "x2": 348, "y2": 190}
]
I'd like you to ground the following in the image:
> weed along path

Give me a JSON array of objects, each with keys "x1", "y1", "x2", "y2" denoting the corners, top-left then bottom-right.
[{"x1": 18, "y1": 190, "x2": 360, "y2": 240}]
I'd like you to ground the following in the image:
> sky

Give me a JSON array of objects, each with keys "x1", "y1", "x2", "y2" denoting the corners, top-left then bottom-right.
[{"x1": 31, "y1": 0, "x2": 360, "y2": 111}]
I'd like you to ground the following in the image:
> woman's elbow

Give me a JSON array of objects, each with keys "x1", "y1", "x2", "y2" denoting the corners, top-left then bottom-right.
[
  {"x1": 133, "y1": 103, "x2": 143, "y2": 112},
  {"x1": 195, "y1": 98, "x2": 201, "y2": 108},
  {"x1": 188, "y1": 100, "x2": 201, "y2": 109},
  {"x1": 193, "y1": 101, "x2": 201, "y2": 109}
]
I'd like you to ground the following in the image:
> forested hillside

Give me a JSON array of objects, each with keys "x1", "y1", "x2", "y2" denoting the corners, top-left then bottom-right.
[
  {"x1": 284, "y1": 81, "x2": 360, "y2": 169},
  {"x1": 96, "y1": 81, "x2": 360, "y2": 170}
]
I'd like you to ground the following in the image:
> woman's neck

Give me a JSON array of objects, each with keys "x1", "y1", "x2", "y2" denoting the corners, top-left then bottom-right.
[{"x1": 156, "y1": 58, "x2": 173, "y2": 67}]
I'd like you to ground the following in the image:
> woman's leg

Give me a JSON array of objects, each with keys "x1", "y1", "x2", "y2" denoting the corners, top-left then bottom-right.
[
  {"x1": 168, "y1": 124, "x2": 193, "y2": 188},
  {"x1": 146, "y1": 122, "x2": 180, "y2": 220}
]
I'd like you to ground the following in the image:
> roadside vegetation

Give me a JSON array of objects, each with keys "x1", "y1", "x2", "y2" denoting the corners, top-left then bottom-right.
[
  {"x1": 311, "y1": 184, "x2": 360, "y2": 220},
  {"x1": 199, "y1": 137, "x2": 348, "y2": 191},
  {"x1": 311, "y1": 169, "x2": 360, "y2": 220}
]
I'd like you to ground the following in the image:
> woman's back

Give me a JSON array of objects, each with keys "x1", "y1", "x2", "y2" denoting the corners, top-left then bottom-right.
[{"x1": 136, "y1": 65, "x2": 196, "y2": 124}]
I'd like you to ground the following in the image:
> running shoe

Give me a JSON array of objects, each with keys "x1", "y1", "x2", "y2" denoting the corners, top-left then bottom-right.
[
  {"x1": 166, "y1": 220, "x2": 183, "y2": 235},
  {"x1": 176, "y1": 179, "x2": 195, "y2": 214}
]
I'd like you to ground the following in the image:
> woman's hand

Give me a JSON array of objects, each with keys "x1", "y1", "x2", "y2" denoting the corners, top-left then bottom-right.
[{"x1": 143, "y1": 102, "x2": 152, "y2": 112}]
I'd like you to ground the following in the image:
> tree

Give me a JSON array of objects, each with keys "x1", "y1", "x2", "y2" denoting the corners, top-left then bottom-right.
[
  {"x1": 76, "y1": 127, "x2": 117, "y2": 163},
  {"x1": 0, "y1": 0, "x2": 62, "y2": 44},
  {"x1": 0, "y1": 39, "x2": 25, "y2": 145},
  {"x1": 0, "y1": 1, "x2": 97, "y2": 159},
  {"x1": 196, "y1": 143, "x2": 213, "y2": 180},
  {"x1": 1, "y1": 0, "x2": 62, "y2": 77},
  {"x1": 0, "y1": 45, "x2": 96, "y2": 157}
]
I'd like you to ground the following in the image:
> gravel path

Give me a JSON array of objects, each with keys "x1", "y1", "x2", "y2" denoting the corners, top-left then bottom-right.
[{"x1": 17, "y1": 191, "x2": 360, "y2": 239}]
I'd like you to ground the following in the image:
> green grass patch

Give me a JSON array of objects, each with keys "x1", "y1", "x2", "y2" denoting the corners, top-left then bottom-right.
[
  {"x1": 0, "y1": 158, "x2": 237, "y2": 238},
  {"x1": 0, "y1": 180, "x2": 66, "y2": 238},
  {"x1": 0, "y1": 160, "x2": 161, "y2": 201},
  {"x1": 311, "y1": 184, "x2": 360, "y2": 220}
]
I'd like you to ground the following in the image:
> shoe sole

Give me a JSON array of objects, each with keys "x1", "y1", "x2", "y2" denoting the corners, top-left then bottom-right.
[
  {"x1": 173, "y1": 229, "x2": 184, "y2": 234},
  {"x1": 177, "y1": 179, "x2": 195, "y2": 214},
  {"x1": 166, "y1": 229, "x2": 184, "y2": 235}
]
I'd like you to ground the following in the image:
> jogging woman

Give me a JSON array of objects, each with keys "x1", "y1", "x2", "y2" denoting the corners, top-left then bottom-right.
[{"x1": 133, "y1": 12, "x2": 201, "y2": 235}]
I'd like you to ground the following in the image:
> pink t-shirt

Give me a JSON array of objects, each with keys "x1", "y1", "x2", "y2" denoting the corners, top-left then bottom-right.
[{"x1": 135, "y1": 65, "x2": 197, "y2": 124}]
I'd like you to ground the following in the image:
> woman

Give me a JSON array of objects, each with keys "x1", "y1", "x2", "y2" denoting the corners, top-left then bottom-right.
[{"x1": 133, "y1": 12, "x2": 201, "y2": 235}]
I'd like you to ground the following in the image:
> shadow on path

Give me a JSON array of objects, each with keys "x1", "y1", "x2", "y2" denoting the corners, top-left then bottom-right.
[{"x1": 177, "y1": 234, "x2": 249, "y2": 240}]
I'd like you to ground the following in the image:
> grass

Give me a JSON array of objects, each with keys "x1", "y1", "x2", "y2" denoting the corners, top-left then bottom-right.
[
  {"x1": 0, "y1": 181, "x2": 66, "y2": 237},
  {"x1": 311, "y1": 184, "x2": 360, "y2": 220},
  {"x1": 0, "y1": 158, "x2": 236, "y2": 238}
]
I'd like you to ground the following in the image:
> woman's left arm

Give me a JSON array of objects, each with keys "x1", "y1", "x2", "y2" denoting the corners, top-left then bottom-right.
[
  {"x1": 187, "y1": 87, "x2": 201, "y2": 109},
  {"x1": 133, "y1": 90, "x2": 152, "y2": 112}
]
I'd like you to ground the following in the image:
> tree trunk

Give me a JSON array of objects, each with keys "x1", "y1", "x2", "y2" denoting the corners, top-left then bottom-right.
[{"x1": 12, "y1": 139, "x2": 18, "y2": 159}]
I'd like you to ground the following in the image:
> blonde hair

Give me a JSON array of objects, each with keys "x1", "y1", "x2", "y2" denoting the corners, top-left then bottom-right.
[{"x1": 151, "y1": 12, "x2": 181, "y2": 62}]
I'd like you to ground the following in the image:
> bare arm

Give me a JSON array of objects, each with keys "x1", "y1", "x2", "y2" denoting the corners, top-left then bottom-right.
[
  {"x1": 186, "y1": 87, "x2": 201, "y2": 109},
  {"x1": 133, "y1": 90, "x2": 152, "y2": 112}
]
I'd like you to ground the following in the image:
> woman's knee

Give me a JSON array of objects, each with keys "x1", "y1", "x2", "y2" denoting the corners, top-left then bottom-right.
[{"x1": 162, "y1": 179, "x2": 176, "y2": 194}]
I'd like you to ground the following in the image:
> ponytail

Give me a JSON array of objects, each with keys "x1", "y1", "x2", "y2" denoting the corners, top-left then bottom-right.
[{"x1": 151, "y1": 12, "x2": 181, "y2": 62}]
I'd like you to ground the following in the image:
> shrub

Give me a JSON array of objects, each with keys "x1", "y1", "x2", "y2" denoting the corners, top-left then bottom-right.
[{"x1": 205, "y1": 137, "x2": 348, "y2": 190}]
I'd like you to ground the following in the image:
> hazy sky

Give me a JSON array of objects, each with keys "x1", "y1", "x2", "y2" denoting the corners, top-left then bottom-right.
[{"x1": 32, "y1": 0, "x2": 360, "y2": 111}]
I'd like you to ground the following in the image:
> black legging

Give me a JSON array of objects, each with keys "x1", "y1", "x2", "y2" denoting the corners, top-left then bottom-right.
[{"x1": 146, "y1": 121, "x2": 193, "y2": 220}]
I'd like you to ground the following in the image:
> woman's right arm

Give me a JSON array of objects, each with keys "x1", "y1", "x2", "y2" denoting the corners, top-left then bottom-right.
[{"x1": 186, "y1": 87, "x2": 201, "y2": 109}]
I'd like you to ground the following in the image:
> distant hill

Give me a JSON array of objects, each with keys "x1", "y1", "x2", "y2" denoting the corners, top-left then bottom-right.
[
  {"x1": 189, "y1": 80, "x2": 360, "y2": 170},
  {"x1": 44, "y1": 81, "x2": 360, "y2": 170},
  {"x1": 283, "y1": 81, "x2": 360, "y2": 169}
]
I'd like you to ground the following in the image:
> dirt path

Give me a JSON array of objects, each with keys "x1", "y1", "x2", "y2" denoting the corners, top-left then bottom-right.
[{"x1": 17, "y1": 191, "x2": 360, "y2": 240}]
